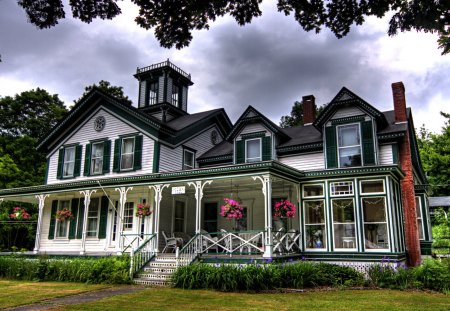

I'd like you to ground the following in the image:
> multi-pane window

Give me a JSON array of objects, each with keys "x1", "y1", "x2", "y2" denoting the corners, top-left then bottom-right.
[
  {"x1": 121, "y1": 137, "x2": 135, "y2": 170},
  {"x1": 332, "y1": 199, "x2": 356, "y2": 250},
  {"x1": 63, "y1": 146, "x2": 76, "y2": 177},
  {"x1": 87, "y1": 198, "x2": 100, "y2": 238},
  {"x1": 245, "y1": 138, "x2": 261, "y2": 163},
  {"x1": 91, "y1": 142, "x2": 104, "y2": 175},
  {"x1": 172, "y1": 84, "x2": 179, "y2": 107},
  {"x1": 149, "y1": 82, "x2": 158, "y2": 105},
  {"x1": 360, "y1": 180, "x2": 385, "y2": 194},
  {"x1": 330, "y1": 181, "x2": 354, "y2": 196},
  {"x1": 337, "y1": 124, "x2": 362, "y2": 167},
  {"x1": 303, "y1": 184, "x2": 326, "y2": 250},
  {"x1": 416, "y1": 196, "x2": 424, "y2": 240},
  {"x1": 55, "y1": 200, "x2": 71, "y2": 238},
  {"x1": 174, "y1": 201, "x2": 185, "y2": 232},
  {"x1": 183, "y1": 149, "x2": 195, "y2": 170},
  {"x1": 362, "y1": 197, "x2": 389, "y2": 250},
  {"x1": 123, "y1": 202, "x2": 134, "y2": 230}
]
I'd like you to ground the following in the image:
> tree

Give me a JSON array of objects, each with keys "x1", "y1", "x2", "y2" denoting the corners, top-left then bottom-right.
[
  {"x1": 74, "y1": 80, "x2": 132, "y2": 105},
  {"x1": 280, "y1": 100, "x2": 325, "y2": 128},
  {"x1": 418, "y1": 112, "x2": 450, "y2": 196},
  {"x1": 17, "y1": 1, "x2": 450, "y2": 54}
]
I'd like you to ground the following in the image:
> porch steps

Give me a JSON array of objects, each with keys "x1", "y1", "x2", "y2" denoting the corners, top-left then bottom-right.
[{"x1": 133, "y1": 253, "x2": 184, "y2": 286}]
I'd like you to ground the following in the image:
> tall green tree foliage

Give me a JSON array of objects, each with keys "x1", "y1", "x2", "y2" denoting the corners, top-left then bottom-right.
[
  {"x1": 418, "y1": 112, "x2": 450, "y2": 196},
  {"x1": 74, "y1": 80, "x2": 132, "y2": 105},
  {"x1": 16, "y1": 0, "x2": 450, "y2": 54},
  {"x1": 280, "y1": 100, "x2": 325, "y2": 128}
]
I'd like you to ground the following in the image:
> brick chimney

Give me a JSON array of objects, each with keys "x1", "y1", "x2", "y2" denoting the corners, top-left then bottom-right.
[
  {"x1": 302, "y1": 95, "x2": 316, "y2": 125},
  {"x1": 392, "y1": 82, "x2": 407, "y2": 123},
  {"x1": 392, "y1": 82, "x2": 421, "y2": 266}
]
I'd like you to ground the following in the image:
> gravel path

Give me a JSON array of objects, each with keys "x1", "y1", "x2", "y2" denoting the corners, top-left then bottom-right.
[{"x1": 6, "y1": 286, "x2": 146, "y2": 311}]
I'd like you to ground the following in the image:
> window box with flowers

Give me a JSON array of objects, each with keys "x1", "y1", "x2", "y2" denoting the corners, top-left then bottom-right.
[
  {"x1": 56, "y1": 208, "x2": 74, "y2": 222},
  {"x1": 9, "y1": 207, "x2": 30, "y2": 220},
  {"x1": 136, "y1": 203, "x2": 152, "y2": 218},
  {"x1": 220, "y1": 198, "x2": 244, "y2": 220}
]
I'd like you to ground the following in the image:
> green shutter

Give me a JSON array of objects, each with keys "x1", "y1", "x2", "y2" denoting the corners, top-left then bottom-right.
[
  {"x1": 236, "y1": 140, "x2": 244, "y2": 164},
  {"x1": 103, "y1": 140, "x2": 111, "y2": 174},
  {"x1": 262, "y1": 136, "x2": 272, "y2": 161},
  {"x1": 113, "y1": 138, "x2": 121, "y2": 172},
  {"x1": 48, "y1": 200, "x2": 58, "y2": 240},
  {"x1": 57, "y1": 149, "x2": 64, "y2": 179},
  {"x1": 68, "y1": 198, "x2": 79, "y2": 239},
  {"x1": 74, "y1": 145, "x2": 82, "y2": 177},
  {"x1": 325, "y1": 126, "x2": 338, "y2": 168},
  {"x1": 133, "y1": 135, "x2": 143, "y2": 170},
  {"x1": 153, "y1": 141, "x2": 160, "y2": 173},
  {"x1": 84, "y1": 144, "x2": 91, "y2": 176},
  {"x1": 98, "y1": 196, "x2": 109, "y2": 239},
  {"x1": 392, "y1": 143, "x2": 399, "y2": 164},
  {"x1": 361, "y1": 121, "x2": 375, "y2": 165},
  {"x1": 76, "y1": 200, "x2": 85, "y2": 239}
]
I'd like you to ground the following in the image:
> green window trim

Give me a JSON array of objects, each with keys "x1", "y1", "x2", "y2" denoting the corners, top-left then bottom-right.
[
  {"x1": 48, "y1": 200, "x2": 58, "y2": 240},
  {"x1": 57, "y1": 145, "x2": 82, "y2": 179},
  {"x1": 113, "y1": 135, "x2": 143, "y2": 173},
  {"x1": 153, "y1": 141, "x2": 160, "y2": 173},
  {"x1": 76, "y1": 200, "x2": 85, "y2": 239},
  {"x1": 361, "y1": 120, "x2": 375, "y2": 165},
  {"x1": 98, "y1": 196, "x2": 109, "y2": 239},
  {"x1": 325, "y1": 126, "x2": 338, "y2": 168},
  {"x1": 84, "y1": 140, "x2": 111, "y2": 176},
  {"x1": 68, "y1": 198, "x2": 80, "y2": 239},
  {"x1": 235, "y1": 135, "x2": 272, "y2": 164}
]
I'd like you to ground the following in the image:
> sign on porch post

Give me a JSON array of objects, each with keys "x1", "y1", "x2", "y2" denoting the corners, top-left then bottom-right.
[
  {"x1": 34, "y1": 194, "x2": 49, "y2": 254},
  {"x1": 171, "y1": 186, "x2": 185, "y2": 195}
]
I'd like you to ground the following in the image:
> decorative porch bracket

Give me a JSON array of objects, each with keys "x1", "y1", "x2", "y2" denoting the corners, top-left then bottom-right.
[
  {"x1": 34, "y1": 194, "x2": 49, "y2": 254},
  {"x1": 148, "y1": 184, "x2": 170, "y2": 253},
  {"x1": 80, "y1": 190, "x2": 97, "y2": 255},
  {"x1": 187, "y1": 180, "x2": 212, "y2": 234},
  {"x1": 115, "y1": 187, "x2": 133, "y2": 254},
  {"x1": 252, "y1": 175, "x2": 273, "y2": 258}
]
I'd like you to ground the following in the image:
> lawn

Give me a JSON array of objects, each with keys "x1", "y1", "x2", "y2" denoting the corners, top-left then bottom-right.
[
  {"x1": 0, "y1": 279, "x2": 109, "y2": 309},
  {"x1": 1, "y1": 280, "x2": 449, "y2": 311}
]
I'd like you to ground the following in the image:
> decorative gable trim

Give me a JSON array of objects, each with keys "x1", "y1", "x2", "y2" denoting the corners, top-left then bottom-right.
[
  {"x1": 240, "y1": 131, "x2": 266, "y2": 139},
  {"x1": 331, "y1": 115, "x2": 366, "y2": 125}
]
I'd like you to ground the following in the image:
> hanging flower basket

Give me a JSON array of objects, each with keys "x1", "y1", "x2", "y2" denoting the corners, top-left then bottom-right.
[
  {"x1": 9, "y1": 207, "x2": 30, "y2": 220},
  {"x1": 273, "y1": 199, "x2": 296, "y2": 218},
  {"x1": 220, "y1": 198, "x2": 244, "y2": 220},
  {"x1": 136, "y1": 203, "x2": 152, "y2": 218},
  {"x1": 55, "y1": 208, "x2": 74, "y2": 222}
]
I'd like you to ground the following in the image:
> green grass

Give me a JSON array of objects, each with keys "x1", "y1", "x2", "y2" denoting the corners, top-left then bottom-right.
[
  {"x1": 52, "y1": 288, "x2": 450, "y2": 311},
  {"x1": 0, "y1": 279, "x2": 109, "y2": 309}
]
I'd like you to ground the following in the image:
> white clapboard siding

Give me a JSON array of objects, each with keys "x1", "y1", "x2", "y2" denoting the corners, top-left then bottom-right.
[
  {"x1": 47, "y1": 109, "x2": 155, "y2": 184},
  {"x1": 237, "y1": 123, "x2": 270, "y2": 139},
  {"x1": 278, "y1": 153, "x2": 325, "y2": 171},
  {"x1": 331, "y1": 106, "x2": 364, "y2": 119},
  {"x1": 159, "y1": 144, "x2": 183, "y2": 172},
  {"x1": 184, "y1": 126, "x2": 223, "y2": 158},
  {"x1": 158, "y1": 76, "x2": 164, "y2": 103},
  {"x1": 379, "y1": 144, "x2": 394, "y2": 165}
]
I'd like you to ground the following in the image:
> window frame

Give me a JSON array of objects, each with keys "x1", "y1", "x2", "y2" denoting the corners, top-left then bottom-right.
[
  {"x1": 90, "y1": 141, "x2": 105, "y2": 175},
  {"x1": 171, "y1": 83, "x2": 180, "y2": 107},
  {"x1": 302, "y1": 183, "x2": 325, "y2": 198},
  {"x1": 331, "y1": 198, "x2": 357, "y2": 251},
  {"x1": 330, "y1": 181, "x2": 354, "y2": 196},
  {"x1": 415, "y1": 196, "x2": 424, "y2": 240},
  {"x1": 85, "y1": 198, "x2": 100, "y2": 239},
  {"x1": 123, "y1": 202, "x2": 134, "y2": 231},
  {"x1": 120, "y1": 137, "x2": 135, "y2": 171},
  {"x1": 55, "y1": 200, "x2": 71, "y2": 239},
  {"x1": 148, "y1": 81, "x2": 158, "y2": 105},
  {"x1": 245, "y1": 138, "x2": 262, "y2": 163},
  {"x1": 337, "y1": 123, "x2": 362, "y2": 168},
  {"x1": 183, "y1": 148, "x2": 195, "y2": 170},
  {"x1": 361, "y1": 196, "x2": 390, "y2": 251},
  {"x1": 359, "y1": 179, "x2": 386, "y2": 195},
  {"x1": 303, "y1": 199, "x2": 327, "y2": 251},
  {"x1": 62, "y1": 146, "x2": 76, "y2": 178}
]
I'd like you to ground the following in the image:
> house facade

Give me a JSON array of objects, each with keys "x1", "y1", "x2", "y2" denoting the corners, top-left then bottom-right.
[{"x1": 0, "y1": 60, "x2": 431, "y2": 271}]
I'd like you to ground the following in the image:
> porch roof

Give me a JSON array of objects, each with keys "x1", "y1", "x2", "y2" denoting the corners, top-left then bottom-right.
[{"x1": 0, "y1": 161, "x2": 304, "y2": 199}]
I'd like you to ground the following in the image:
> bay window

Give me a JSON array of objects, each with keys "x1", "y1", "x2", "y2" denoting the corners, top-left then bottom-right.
[
  {"x1": 303, "y1": 183, "x2": 326, "y2": 250},
  {"x1": 362, "y1": 197, "x2": 389, "y2": 250},
  {"x1": 332, "y1": 198, "x2": 356, "y2": 250}
]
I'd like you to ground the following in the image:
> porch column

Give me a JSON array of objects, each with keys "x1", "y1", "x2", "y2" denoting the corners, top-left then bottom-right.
[
  {"x1": 79, "y1": 190, "x2": 97, "y2": 255},
  {"x1": 253, "y1": 175, "x2": 273, "y2": 258},
  {"x1": 149, "y1": 184, "x2": 170, "y2": 253},
  {"x1": 187, "y1": 180, "x2": 212, "y2": 234},
  {"x1": 34, "y1": 194, "x2": 49, "y2": 254},
  {"x1": 115, "y1": 187, "x2": 133, "y2": 254}
]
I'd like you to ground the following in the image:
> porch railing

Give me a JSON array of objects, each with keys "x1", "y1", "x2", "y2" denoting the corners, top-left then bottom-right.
[
  {"x1": 176, "y1": 233, "x2": 201, "y2": 267},
  {"x1": 272, "y1": 229, "x2": 301, "y2": 254},
  {"x1": 213, "y1": 230, "x2": 265, "y2": 254},
  {"x1": 121, "y1": 233, "x2": 152, "y2": 253},
  {"x1": 130, "y1": 233, "x2": 157, "y2": 277}
]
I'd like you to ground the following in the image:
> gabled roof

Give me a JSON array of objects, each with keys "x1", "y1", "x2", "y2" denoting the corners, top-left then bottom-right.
[
  {"x1": 225, "y1": 105, "x2": 290, "y2": 142},
  {"x1": 313, "y1": 87, "x2": 388, "y2": 131},
  {"x1": 37, "y1": 87, "x2": 232, "y2": 153}
]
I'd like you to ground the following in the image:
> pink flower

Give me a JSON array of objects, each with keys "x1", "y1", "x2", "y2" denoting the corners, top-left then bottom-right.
[
  {"x1": 220, "y1": 198, "x2": 243, "y2": 219},
  {"x1": 273, "y1": 199, "x2": 296, "y2": 218}
]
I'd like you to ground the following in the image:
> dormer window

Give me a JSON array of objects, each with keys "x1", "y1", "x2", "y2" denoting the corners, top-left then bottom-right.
[
  {"x1": 246, "y1": 138, "x2": 261, "y2": 163},
  {"x1": 148, "y1": 82, "x2": 158, "y2": 105},
  {"x1": 337, "y1": 124, "x2": 361, "y2": 168}
]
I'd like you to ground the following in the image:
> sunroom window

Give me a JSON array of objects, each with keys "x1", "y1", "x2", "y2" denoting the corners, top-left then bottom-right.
[
  {"x1": 332, "y1": 199, "x2": 356, "y2": 250},
  {"x1": 303, "y1": 183, "x2": 326, "y2": 250},
  {"x1": 90, "y1": 142, "x2": 104, "y2": 175},
  {"x1": 63, "y1": 146, "x2": 76, "y2": 177},
  {"x1": 362, "y1": 197, "x2": 389, "y2": 250},
  {"x1": 246, "y1": 138, "x2": 261, "y2": 162},
  {"x1": 337, "y1": 124, "x2": 362, "y2": 167}
]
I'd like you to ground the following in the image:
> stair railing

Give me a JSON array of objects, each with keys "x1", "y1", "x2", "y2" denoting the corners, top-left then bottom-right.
[
  {"x1": 130, "y1": 233, "x2": 157, "y2": 277},
  {"x1": 176, "y1": 233, "x2": 200, "y2": 268}
]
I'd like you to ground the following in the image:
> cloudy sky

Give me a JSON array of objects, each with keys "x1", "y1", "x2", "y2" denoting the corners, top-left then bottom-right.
[{"x1": 1, "y1": 0, "x2": 449, "y2": 133}]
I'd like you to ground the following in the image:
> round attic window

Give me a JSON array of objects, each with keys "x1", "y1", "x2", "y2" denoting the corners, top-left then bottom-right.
[
  {"x1": 94, "y1": 116, "x2": 106, "y2": 132},
  {"x1": 211, "y1": 130, "x2": 218, "y2": 145}
]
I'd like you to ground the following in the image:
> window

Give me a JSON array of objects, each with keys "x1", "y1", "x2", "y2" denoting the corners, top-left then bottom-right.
[
  {"x1": 332, "y1": 199, "x2": 356, "y2": 250},
  {"x1": 245, "y1": 138, "x2": 261, "y2": 162},
  {"x1": 330, "y1": 181, "x2": 354, "y2": 196},
  {"x1": 337, "y1": 124, "x2": 361, "y2": 167},
  {"x1": 360, "y1": 180, "x2": 385, "y2": 194},
  {"x1": 91, "y1": 142, "x2": 104, "y2": 175},
  {"x1": 362, "y1": 197, "x2": 389, "y2": 250},
  {"x1": 55, "y1": 200, "x2": 71, "y2": 238},
  {"x1": 86, "y1": 198, "x2": 100, "y2": 238},
  {"x1": 304, "y1": 199, "x2": 326, "y2": 249},
  {"x1": 174, "y1": 200, "x2": 185, "y2": 232},
  {"x1": 172, "y1": 84, "x2": 179, "y2": 107},
  {"x1": 416, "y1": 196, "x2": 424, "y2": 240},
  {"x1": 149, "y1": 82, "x2": 158, "y2": 105},
  {"x1": 303, "y1": 184, "x2": 324, "y2": 198},
  {"x1": 121, "y1": 137, "x2": 135, "y2": 170},
  {"x1": 123, "y1": 202, "x2": 134, "y2": 231},
  {"x1": 183, "y1": 149, "x2": 195, "y2": 170},
  {"x1": 63, "y1": 146, "x2": 76, "y2": 177}
]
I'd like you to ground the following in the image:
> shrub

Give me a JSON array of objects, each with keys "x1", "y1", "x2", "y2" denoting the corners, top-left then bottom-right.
[{"x1": 414, "y1": 258, "x2": 450, "y2": 292}]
